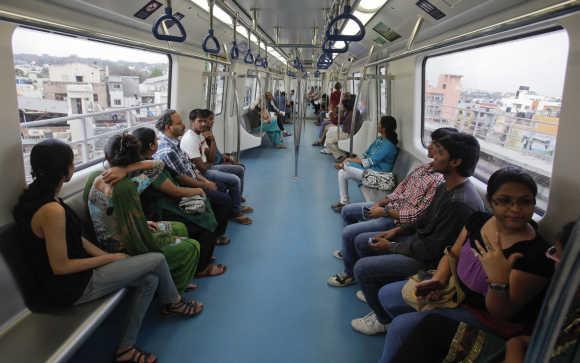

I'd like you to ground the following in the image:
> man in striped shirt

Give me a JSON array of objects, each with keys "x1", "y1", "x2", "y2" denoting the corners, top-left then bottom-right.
[{"x1": 328, "y1": 128, "x2": 456, "y2": 288}]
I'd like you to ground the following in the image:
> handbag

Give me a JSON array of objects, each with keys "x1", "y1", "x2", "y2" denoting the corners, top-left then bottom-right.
[
  {"x1": 178, "y1": 195, "x2": 206, "y2": 214},
  {"x1": 402, "y1": 247, "x2": 465, "y2": 311},
  {"x1": 361, "y1": 169, "x2": 396, "y2": 191}
]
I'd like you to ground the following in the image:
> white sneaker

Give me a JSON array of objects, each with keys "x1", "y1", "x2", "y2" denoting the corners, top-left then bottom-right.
[
  {"x1": 351, "y1": 312, "x2": 387, "y2": 335},
  {"x1": 333, "y1": 250, "x2": 343, "y2": 260},
  {"x1": 320, "y1": 148, "x2": 331, "y2": 154},
  {"x1": 327, "y1": 272, "x2": 355, "y2": 287},
  {"x1": 355, "y1": 290, "x2": 367, "y2": 304}
]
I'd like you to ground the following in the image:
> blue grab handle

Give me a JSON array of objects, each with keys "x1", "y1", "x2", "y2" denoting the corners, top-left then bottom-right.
[
  {"x1": 202, "y1": 29, "x2": 221, "y2": 54},
  {"x1": 322, "y1": 38, "x2": 349, "y2": 54},
  {"x1": 263, "y1": 59, "x2": 268, "y2": 68},
  {"x1": 152, "y1": 7, "x2": 187, "y2": 42},
  {"x1": 325, "y1": 5, "x2": 366, "y2": 42},
  {"x1": 254, "y1": 54, "x2": 262, "y2": 66},
  {"x1": 244, "y1": 49, "x2": 254, "y2": 64},
  {"x1": 230, "y1": 41, "x2": 239, "y2": 59}
]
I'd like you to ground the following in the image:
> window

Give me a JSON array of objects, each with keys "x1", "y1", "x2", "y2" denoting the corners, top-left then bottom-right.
[
  {"x1": 379, "y1": 66, "x2": 387, "y2": 115},
  {"x1": 13, "y1": 27, "x2": 170, "y2": 180},
  {"x1": 352, "y1": 72, "x2": 361, "y2": 94},
  {"x1": 213, "y1": 64, "x2": 226, "y2": 115},
  {"x1": 422, "y1": 29, "x2": 569, "y2": 214}
]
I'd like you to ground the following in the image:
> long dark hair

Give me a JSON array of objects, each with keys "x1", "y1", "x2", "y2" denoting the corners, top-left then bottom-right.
[
  {"x1": 14, "y1": 139, "x2": 74, "y2": 212},
  {"x1": 487, "y1": 166, "x2": 537, "y2": 204},
  {"x1": 380, "y1": 116, "x2": 398, "y2": 146},
  {"x1": 132, "y1": 127, "x2": 156, "y2": 157},
  {"x1": 104, "y1": 133, "x2": 142, "y2": 167}
]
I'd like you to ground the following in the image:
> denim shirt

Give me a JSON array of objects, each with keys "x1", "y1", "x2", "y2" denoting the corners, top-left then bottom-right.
[{"x1": 349, "y1": 136, "x2": 398, "y2": 172}]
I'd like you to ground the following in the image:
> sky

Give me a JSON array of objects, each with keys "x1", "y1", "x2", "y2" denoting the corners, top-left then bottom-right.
[
  {"x1": 425, "y1": 30, "x2": 569, "y2": 98},
  {"x1": 12, "y1": 28, "x2": 168, "y2": 64}
]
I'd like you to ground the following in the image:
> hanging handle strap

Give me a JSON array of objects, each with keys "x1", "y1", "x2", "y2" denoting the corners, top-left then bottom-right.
[
  {"x1": 325, "y1": 4, "x2": 366, "y2": 42},
  {"x1": 203, "y1": 29, "x2": 221, "y2": 54},
  {"x1": 244, "y1": 49, "x2": 255, "y2": 64},
  {"x1": 202, "y1": 0, "x2": 220, "y2": 54},
  {"x1": 230, "y1": 41, "x2": 240, "y2": 59},
  {"x1": 321, "y1": 38, "x2": 349, "y2": 54},
  {"x1": 152, "y1": 6, "x2": 187, "y2": 42}
]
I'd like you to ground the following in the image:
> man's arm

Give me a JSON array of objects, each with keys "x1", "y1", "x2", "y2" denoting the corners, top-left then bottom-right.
[
  {"x1": 203, "y1": 131, "x2": 218, "y2": 164},
  {"x1": 191, "y1": 157, "x2": 210, "y2": 174},
  {"x1": 176, "y1": 174, "x2": 206, "y2": 189}
]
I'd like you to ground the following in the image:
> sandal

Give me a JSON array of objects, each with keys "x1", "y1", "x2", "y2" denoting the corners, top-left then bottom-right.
[
  {"x1": 184, "y1": 283, "x2": 198, "y2": 292},
  {"x1": 216, "y1": 236, "x2": 230, "y2": 245},
  {"x1": 196, "y1": 263, "x2": 227, "y2": 278},
  {"x1": 232, "y1": 215, "x2": 252, "y2": 225},
  {"x1": 161, "y1": 299, "x2": 203, "y2": 317},
  {"x1": 115, "y1": 346, "x2": 157, "y2": 363},
  {"x1": 240, "y1": 205, "x2": 254, "y2": 214},
  {"x1": 331, "y1": 202, "x2": 346, "y2": 213}
]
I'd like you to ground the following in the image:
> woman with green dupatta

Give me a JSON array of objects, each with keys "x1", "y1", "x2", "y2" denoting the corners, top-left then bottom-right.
[{"x1": 85, "y1": 133, "x2": 200, "y2": 292}]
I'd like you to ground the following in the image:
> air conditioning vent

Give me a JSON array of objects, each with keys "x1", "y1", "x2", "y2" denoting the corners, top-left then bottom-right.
[{"x1": 372, "y1": 22, "x2": 401, "y2": 42}]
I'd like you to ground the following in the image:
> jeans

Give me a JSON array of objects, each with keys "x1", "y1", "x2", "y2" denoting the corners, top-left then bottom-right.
[
  {"x1": 75, "y1": 253, "x2": 180, "y2": 348},
  {"x1": 206, "y1": 188, "x2": 233, "y2": 236},
  {"x1": 353, "y1": 238, "x2": 422, "y2": 324},
  {"x1": 377, "y1": 280, "x2": 485, "y2": 363},
  {"x1": 205, "y1": 169, "x2": 242, "y2": 214},
  {"x1": 211, "y1": 164, "x2": 245, "y2": 194},
  {"x1": 342, "y1": 218, "x2": 396, "y2": 276},
  {"x1": 338, "y1": 165, "x2": 364, "y2": 204}
]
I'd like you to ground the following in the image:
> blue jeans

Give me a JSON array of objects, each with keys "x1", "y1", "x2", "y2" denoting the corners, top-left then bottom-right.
[
  {"x1": 353, "y1": 237, "x2": 422, "y2": 324},
  {"x1": 211, "y1": 164, "x2": 245, "y2": 194},
  {"x1": 205, "y1": 169, "x2": 242, "y2": 214},
  {"x1": 377, "y1": 280, "x2": 485, "y2": 363}
]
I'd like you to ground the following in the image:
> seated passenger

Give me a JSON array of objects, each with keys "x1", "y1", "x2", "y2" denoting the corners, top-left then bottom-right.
[
  {"x1": 260, "y1": 109, "x2": 287, "y2": 149},
  {"x1": 345, "y1": 133, "x2": 483, "y2": 335},
  {"x1": 313, "y1": 106, "x2": 338, "y2": 147},
  {"x1": 330, "y1": 128, "x2": 456, "y2": 275},
  {"x1": 330, "y1": 116, "x2": 399, "y2": 212},
  {"x1": 85, "y1": 134, "x2": 203, "y2": 291},
  {"x1": 322, "y1": 95, "x2": 361, "y2": 159},
  {"x1": 180, "y1": 109, "x2": 252, "y2": 225},
  {"x1": 377, "y1": 167, "x2": 556, "y2": 362},
  {"x1": 205, "y1": 110, "x2": 247, "y2": 200},
  {"x1": 388, "y1": 221, "x2": 576, "y2": 363},
  {"x1": 265, "y1": 91, "x2": 290, "y2": 137},
  {"x1": 153, "y1": 110, "x2": 233, "y2": 240},
  {"x1": 13, "y1": 139, "x2": 201, "y2": 363},
  {"x1": 133, "y1": 127, "x2": 228, "y2": 277}
]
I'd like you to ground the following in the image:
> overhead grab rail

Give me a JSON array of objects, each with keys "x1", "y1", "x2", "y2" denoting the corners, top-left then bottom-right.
[
  {"x1": 152, "y1": 0, "x2": 187, "y2": 42},
  {"x1": 230, "y1": 13, "x2": 240, "y2": 59},
  {"x1": 325, "y1": 1, "x2": 365, "y2": 42},
  {"x1": 202, "y1": 0, "x2": 221, "y2": 54}
]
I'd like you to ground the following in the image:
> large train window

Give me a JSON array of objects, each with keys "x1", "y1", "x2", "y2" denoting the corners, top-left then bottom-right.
[
  {"x1": 12, "y1": 27, "x2": 170, "y2": 181},
  {"x1": 214, "y1": 64, "x2": 226, "y2": 115},
  {"x1": 421, "y1": 29, "x2": 569, "y2": 214},
  {"x1": 352, "y1": 71, "x2": 361, "y2": 94}
]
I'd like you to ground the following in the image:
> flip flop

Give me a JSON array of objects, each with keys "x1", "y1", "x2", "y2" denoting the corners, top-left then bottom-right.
[
  {"x1": 196, "y1": 264, "x2": 227, "y2": 278},
  {"x1": 216, "y1": 236, "x2": 230, "y2": 245}
]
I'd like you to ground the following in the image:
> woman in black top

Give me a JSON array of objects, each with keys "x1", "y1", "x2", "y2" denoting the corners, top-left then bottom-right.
[{"x1": 13, "y1": 139, "x2": 203, "y2": 363}]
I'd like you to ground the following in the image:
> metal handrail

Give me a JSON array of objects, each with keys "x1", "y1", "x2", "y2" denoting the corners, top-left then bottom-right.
[
  {"x1": 20, "y1": 103, "x2": 166, "y2": 128},
  {"x1": 366, "y1": 0, "x2": 580, "y2": 68}
]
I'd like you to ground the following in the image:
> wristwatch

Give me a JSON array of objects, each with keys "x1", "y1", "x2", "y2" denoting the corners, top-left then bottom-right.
[{"x1": 488, "y1": 282, "x2": 509, "y2": 293}]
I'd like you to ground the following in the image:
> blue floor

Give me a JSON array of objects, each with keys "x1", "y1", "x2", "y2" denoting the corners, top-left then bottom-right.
[{"x1": 72, "y1": 112, "x2": 385, "y2": 363}]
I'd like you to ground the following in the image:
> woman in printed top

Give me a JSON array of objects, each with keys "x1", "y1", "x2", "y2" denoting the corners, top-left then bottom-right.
[
  {"x1": 86, "y1": 134, "x2": 204, "y2": 293},
  {"x1": 331, "y1": 116, "x2": 399, "y2": 212},
  {"x1": 13, "y1": 139, "x2": 201, "y2": 363},
  {"x1": 376, "y1": 166, "x2": 555, "y2": 363}
]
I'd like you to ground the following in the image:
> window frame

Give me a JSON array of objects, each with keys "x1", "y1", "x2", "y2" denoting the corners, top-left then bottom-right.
[{"x1": 419, "y1": 26, "x2": 568, "y2": 216}]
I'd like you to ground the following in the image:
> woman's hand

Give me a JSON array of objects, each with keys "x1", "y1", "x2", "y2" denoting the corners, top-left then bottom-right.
[
  {"x1": 473, "y1": 233, "x2": 523, "y2": 284},
  {"x1": 101, "y1": 167, "x2": 127, "y2": 185},
  {"x1": 108, "y1": 253, "x2": 129, "y2": 263},
  {"x1": 415, "y1": 278, "x2": 446, "y2": 302},
  {"x1": 368, "y1": 207, "x2": 386, "y2": 218},
  {"x1": 334, "y1": 162, "x2": 344, "y2": 170},
  {"x1": 146, "y1": 221, "x2": 159, "y2": 232}
]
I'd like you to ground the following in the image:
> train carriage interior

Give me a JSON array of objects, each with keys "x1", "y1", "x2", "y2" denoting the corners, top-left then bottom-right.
[{"x1": 0, "y1": 0, "x2": 578, "y2": 362}]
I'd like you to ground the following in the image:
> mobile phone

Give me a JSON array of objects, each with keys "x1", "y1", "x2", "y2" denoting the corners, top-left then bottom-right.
[
  {"x1": 415, "y1": 280, "x2": 443, "y2": 297},
  {"x1": 362, "y1": 206, "x2": 370, "y2": 219}
]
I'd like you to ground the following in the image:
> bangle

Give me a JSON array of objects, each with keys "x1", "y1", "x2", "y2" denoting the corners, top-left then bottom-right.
[{"x1": 488, "y1": 282, "x2": 509, "y2": 293}]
